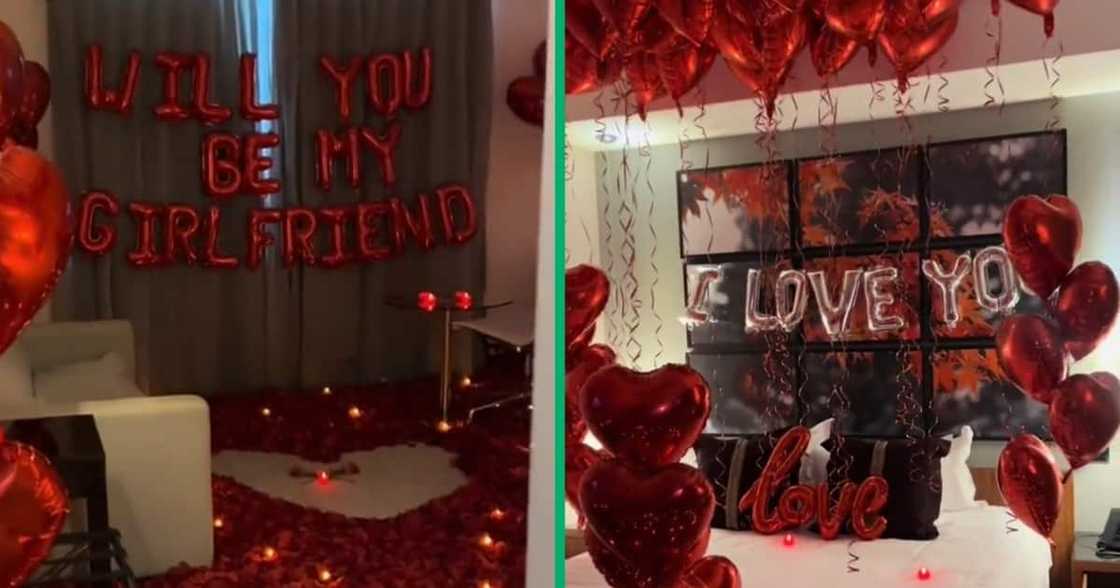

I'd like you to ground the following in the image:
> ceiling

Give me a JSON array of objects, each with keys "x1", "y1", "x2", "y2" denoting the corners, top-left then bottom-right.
[{"x1": 566, "y1": 0, "x2": 1120, "y2": 150}]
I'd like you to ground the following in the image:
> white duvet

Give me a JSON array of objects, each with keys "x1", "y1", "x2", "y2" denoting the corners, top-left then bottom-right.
[{"x1": 566, "y1": 506, "x2": 1051, "y2": 588}]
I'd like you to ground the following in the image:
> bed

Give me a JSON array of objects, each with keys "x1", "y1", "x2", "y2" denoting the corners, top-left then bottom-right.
[{"x1": 566, "y1": 468, "x2": 1075, "y2": 588}]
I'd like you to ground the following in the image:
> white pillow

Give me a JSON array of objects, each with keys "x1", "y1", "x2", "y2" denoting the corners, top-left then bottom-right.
[
  {"x1": 0, "y1": 343, "x2": 35, "y2": 404},
  {"x1": 32, "y1": 352, "x2": 142, "y2": 403},
  {"x1": 940, "y1": 425, "x2": 983, "y2": 512},
  {"x1": 799, "y1": 418, "x2": 834, "y2": 486}
]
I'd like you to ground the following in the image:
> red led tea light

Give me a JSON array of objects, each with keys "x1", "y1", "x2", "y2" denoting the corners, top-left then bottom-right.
[
  {"x1": 454, "y1": 290, "x2": 473, "y2": 310},
  {"x1": 417, "y1": 291, "x2": 438, "y2": 312},
  {"x1": 783, "y1": 533, "x2": 795, "y2": 547},
  {"x1": 917, "y1": 566, "x2": 932, "y2": 581}
]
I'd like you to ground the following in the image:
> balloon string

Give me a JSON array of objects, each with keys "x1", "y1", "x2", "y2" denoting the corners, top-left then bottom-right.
[
  {"x1": 1042, "y1": 39, "x2": 1063, "y2": 131},
  {"x1": 594, "y1": 88, "x2": 622, "y2": 349},
  {"x1": 618, "y1": 91, "x2": 642, "y2": 367},
  {"x1": 1005, "y1": 510, "x2": 1020, "y2": 535},
  {"x1": 983, "y1": 12, "x2": 1006, "y2": 112},
  {"x1": 641, "y1": 122, "x2": 664, "y2": 366},
  {"x1": 846, "y1": 539, "x2": 861, "y2": 573},
  {"x1": 936, "y1": 55, "x2": 951, "y2": 114}
]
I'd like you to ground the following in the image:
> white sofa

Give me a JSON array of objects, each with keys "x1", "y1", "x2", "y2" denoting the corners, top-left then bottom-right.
[{"x1": 0, "y1": 320, "x2": 213, "y2": 578}]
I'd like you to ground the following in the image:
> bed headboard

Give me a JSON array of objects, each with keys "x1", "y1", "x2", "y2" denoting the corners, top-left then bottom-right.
[{"x1": 970, "y1": 467, "x2": 1074, "y2": 588}]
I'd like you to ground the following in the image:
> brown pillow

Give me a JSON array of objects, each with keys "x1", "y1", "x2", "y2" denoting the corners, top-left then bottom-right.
[
  {"x1": 693, "y1": 427, "x2": 796, "y2": 530},
  {"x1": 824, "y1": 436, "x2": 950, "y2": 540}
]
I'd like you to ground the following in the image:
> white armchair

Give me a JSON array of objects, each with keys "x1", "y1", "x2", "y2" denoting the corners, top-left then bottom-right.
[{"x1": 0, "y1": 320, "x2": 213, "y2": 578}]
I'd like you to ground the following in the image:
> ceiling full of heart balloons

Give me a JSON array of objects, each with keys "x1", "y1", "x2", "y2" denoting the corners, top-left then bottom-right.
[{"x1": 566, "y1": 0, "x2": 1061, "y2": 118}]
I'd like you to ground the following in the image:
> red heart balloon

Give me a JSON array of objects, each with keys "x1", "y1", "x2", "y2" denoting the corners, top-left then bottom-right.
[
  {"x1": 569, "y1": 0, "x2": 620, "y2": 59},
  {"x1": 711, "y1": 2, "x2": 808, "y2": 117},
  {"x1": 1050, "y1": 262, "x2": 1118, "y2": 361},
  {"x1": 878, "y1": 8, "x2": 958, "y2": 91},
  {"x1": 593, "y1": 0, "x2": 654, "y2": 40},
  {"x1": 625, "y1": 50, "x2": 665, "y2": 121},
  {"x1": 0, "y1": 144, "x2": 74, "y2": 357},
  {"x1": 997, "y1": 434, "x2": 1062, "y2": 539},
  {"x1": 505, "y1": 75, "x2": 544, "y2": 127},
  {"x1": 566, "y1": 265, "x2": 611, "y2": 356},
  {"x1": 680, "y1": 555, "x2": 742, "y2": 588},
  {"x1": 0, "y1": 21, "x2": 26, "y2": 144},
  {"x1": 1049, "y1": 373, "x2": 1120, "y2": 470},
  {"x1": 582, "y1": 363, "x2": 711, "y2": 468},
  {"x1": 1002, "y1": 194, "x2": 1082, "y2": 299},
  {"x1": 566, "y1": 344, "x2": 618, "y2": 446},
  {"x1": 1007, "y1": 0, "x2": 1059, "y2": 36},
  {"x1": 924, "y1": 0, "x2": 962, "y2": 24},
  {"x1": 655, "y1": 37, "x2": 718, "y2": 113},
  {"x1": 15, "y1": 61, "x2": 49, "y2": 133},
  {"x1": 0, "y1": 442, "x2": 70, "y2": 586},
  {"x1": 818, "y1": 0, "x2": 888, "y2": 42},
  {"x1": 810, "y1": 21, "x2": 862, "y2": 77},
  {"x1": 995, "y1": 314, "x2": 1068, "y2": 404},
  {"x1": 654, "y1": 0, "x2": 716, "y2": 46},
  {"x1": 581, "y1": 459, "x2": 714, "y2": 587},
  {"x1": 566, "y1": 34, "x2": 623, "y2": 96},
  {"x1": 566, "y1": 442, "x2": 610, "y2": 520}
]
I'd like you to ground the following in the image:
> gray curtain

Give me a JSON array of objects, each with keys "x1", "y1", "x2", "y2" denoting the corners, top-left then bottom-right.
[{"x1": 48, "y1": 0, "x2": 492, "y2": 394}]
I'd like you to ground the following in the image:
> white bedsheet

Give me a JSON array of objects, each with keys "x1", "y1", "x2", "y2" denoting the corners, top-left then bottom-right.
[{"x1": 566, "y1": 506, "x2": 1051, "y2": 588}]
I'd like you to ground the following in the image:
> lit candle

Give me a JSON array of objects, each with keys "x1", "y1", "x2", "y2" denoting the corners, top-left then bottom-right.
[
  {"x1": 322, "y1": 386, "x2": 332, "y2": 396},
  {"x1": 436, "y1": 420, "x2": 452, "y2": 433},
  {"x1": 478, "y1": 533, "x2": 494, "y2": 548},
  {"x1": 262, "y1": 546, "x2": 277, "y2": 561},
  {"x1": 783, "y1": 533, "x2": 795, "y2": 547},
  {"x1": 213, "y1": 517, "x2": 224, "y2": 529},
  {"x1": 917, "y1": 567, "x2": 931, "y2": 581},
  {"x1": 460, "y1": 375, "x2": 472, "y2": 388},
  {"x1": 347, "y1": 406, "x2": 362, "y2": 419},
  {"x1": 489, "y1": 508, "x2": 505, "y2": 521},
  {"x1": 318, "y1": 568, "x2": 332, "y2": 582},
  {"x1": 260, "y1": 407, "x2": 271, "y2": 417},
  {"x1": 317, "y1": 471, "x2": 330, "y2": 485}
]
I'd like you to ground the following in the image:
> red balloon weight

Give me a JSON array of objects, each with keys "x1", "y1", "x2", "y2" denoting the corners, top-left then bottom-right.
[
  {"x1": 1002, "y1": 194, "x2": 1082, "y2": 299},
  {"x1": 566, "y1": 265, "x2": 610, "y2": 355},
  {"x1": 1050, "y1": 262, "x2": 1119, "y2": 361},
  {"x1": 12, "y1": 60, "x2": 48, "y2": 144},
  {"x1": 565, "y1": 442, "x2": 609, "y2": 519},
  {"x1": 569, "y1": 0, "x2": 621, "y2": 59},
  {"x1": 0, "y1": 145, "x2": 72, "y2": 357},
  {"x1": 506, "y1": 75, "x2": 545, "y2": 127},
  {"x1": 818, "y1": 0, "x2": 888, "y2": 43},
  {"x1": 1007, "y1": 0, "x2": 1060, "y2": 37},
  {"x1": 656, "y1": 38, "x2": 718, "y2": 113},
  {"x1": 0, "y1": 442, "x2": 69, "y2": 587},
  {"x1": 680, "y1": 555, "x2": 741, "y2": 588},
  {"x1": 581, "y1": 459, "x2": 714, "y2": 587},
  {"x1": 995, "y1": 314, "x2": 1068, "y2": 405},
  {"x1": 566, "y1": 344, "x2": 617, "y2": 446},
  {"x1": 581, "y1": 363, "x2": 711, "y2": 468},
  {"x1": 811, "y1": 22, "x2": 862, "y2": 77},
  {"x1": 878, "y1": 8, "x2": 958, "y2": 91},
  {"x1": 997, "y1": 434, "x2": 1062, "y2": 539},
  {"x1": 711, "y1": 2, "x2": 808, "y2": 117},
  {"x1": 654, "y1": 0, "x2": 716, "y2": 47},
  {"x1": 0, "y1": 21, "x2": 26, "y2": 143},
  {"x1": 1049, "y1": 373, "x2": 1120, "y2": 470}
]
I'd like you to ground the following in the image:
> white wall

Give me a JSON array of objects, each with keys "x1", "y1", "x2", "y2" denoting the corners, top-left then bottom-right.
[
  {"x1": 581, "y1": 93, "x2": 1120, "y2": 533},
  {"x1": 486, "y1": 0, "x2": 546, "y2": 306}
]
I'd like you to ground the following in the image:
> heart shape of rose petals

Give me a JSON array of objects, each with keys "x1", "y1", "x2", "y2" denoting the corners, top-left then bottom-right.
[
  {"x1": 566, "y1": 265, "x2": 610, "y2": 356},
  {"x1": 0, "y1": 442, "x2": 70, "y2": 587},
  {"x1": 1049, "y1": 373, "x2": 1120, "y2": 470},
  {"x1": 1050, "y1": 261, "x2": 1119, "y2": 360},
  {"x1": 582, "y1": 363, "x2": 711, "y2": 468},
  {"x1": 995, "y1": 314, "x2": 1068, "y2": 405},
  {"x1": 680, "y1": 555, "x2": 742, "y2": 588},
  {"x1": 581, "y1": 459, "x2": 714, "y2": 587},
  {"x1": 1002, "y1": 194, "x2": 1082, "y2": 299},
  {"x1": 0, "y1": 144, "x2": 73, "y2": 357}
]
